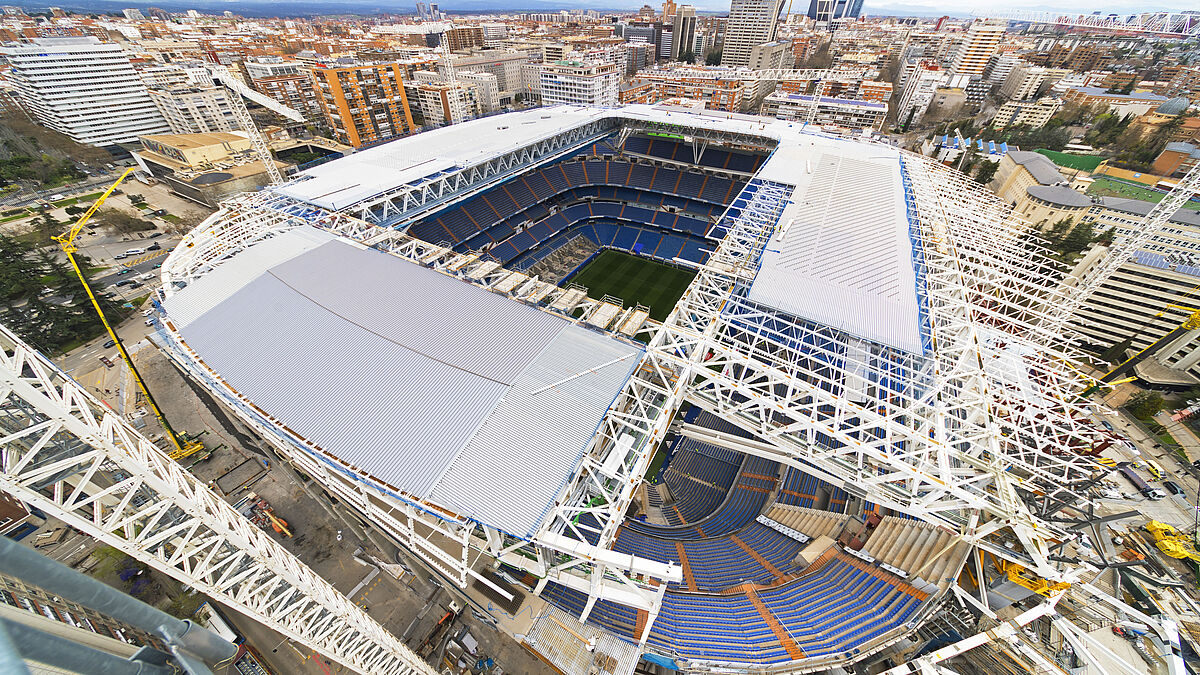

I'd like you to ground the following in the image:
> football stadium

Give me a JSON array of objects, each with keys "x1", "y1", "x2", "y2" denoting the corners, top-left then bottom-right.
[{"x1": 153, "y1": 104, "x2": 1106, "y2": 674}]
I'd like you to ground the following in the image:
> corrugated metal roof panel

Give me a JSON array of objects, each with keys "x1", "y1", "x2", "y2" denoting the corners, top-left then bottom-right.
[
  {"x1": 164, "y1": 232, "x2": 639, "y2": 535},
  {"x1": 177, "y1": 272, "x2": 503, "y2": 494},
  {"x1": 748, "y1": 143, "x2": 923, "y2": 353},
  {"x1": 269, "y1": 240, "x2": 564, "y2": 385},
  {"x1": 428, "y1": 325, "x2": 642, "y2": 538},
  {"x1": 168, "y1": 226, "x2": 335, "y2": 329}
]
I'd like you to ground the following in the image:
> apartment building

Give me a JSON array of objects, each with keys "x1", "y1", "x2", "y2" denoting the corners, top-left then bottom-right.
[
  {"x1": 621, "y1": 69, "x2": 749, "y2": 111},
  {"x1": 1, "y1": 37, "x2": 169, "y2": 145},
  {"x1": 1000, "y1": 63, "x2": 1048, "y2": 102},
  {"x1": 991, "y1": 97, "x2": 1063, "y2": 131},
  {"x1": 311, "y1": 62, "x2": 415, "y2": 148},
  {"x1": 896, "y1": 61, "x2": 945, "y2": 128},
  {"x1": 671, "y1": 5, "x2": 697, "y2": 62},
  {"x1": 445, "y1": 26, "x2": 485, "y2": 52},
  {"x1": 721, "y1": 0, "x2": 786, "y2": 68},
  {"x1": 748, "y1": 40, "x2": 789, "y2": 70},
  {"x1": 416, "y1": 81, "x2": 477, "y2": 126},
  {"x1": 761, "y1": 91, "x2": 887, "y2": 130},
  {"x1": 539, "y1": 59, "x2": 619, "y2": 106},
  {"x1": 458, "y1": 71, "x2": 499, "y2": 112},
  {"x1": 148, "y1": 85, "x2": 240, "y2": 134},
  {"x1": 950, "y1": 19, "x2": 1005, "y2": 78}
]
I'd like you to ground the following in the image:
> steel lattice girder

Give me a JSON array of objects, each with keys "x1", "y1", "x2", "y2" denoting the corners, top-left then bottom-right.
[
  {"x1": 0, "y1": 324, "x2": 436, "y2": 675},
  {"x1": 332, "y1": 118, "x2": 616, "y2": 227}
]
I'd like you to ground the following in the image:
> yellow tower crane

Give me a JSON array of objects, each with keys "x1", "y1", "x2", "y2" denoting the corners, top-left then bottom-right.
[{"x1": 52, "y1": 168, "x2": 205, "y2": 460}]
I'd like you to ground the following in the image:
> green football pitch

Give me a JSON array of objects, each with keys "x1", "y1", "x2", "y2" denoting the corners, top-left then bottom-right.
[{"x1": 568, "y1": 250, "x2": 696, "y2": 322}]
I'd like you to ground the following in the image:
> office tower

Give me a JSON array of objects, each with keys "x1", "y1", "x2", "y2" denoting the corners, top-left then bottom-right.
[
  {"x1": 671, "y1": 5, "x2": 697, "y2": 62},
  {"x1": 805, "y1": 0, "x2": 863, "y2": 24},
  {"x1": 951, "y1": 19, "x2": 1006, "y2": 77},
  {"x1": 1, "y1": 37, "x2": 169, "y2": 146},
  {"x1": 721, "y1": 0, "x2": 786, "y2": 68}
]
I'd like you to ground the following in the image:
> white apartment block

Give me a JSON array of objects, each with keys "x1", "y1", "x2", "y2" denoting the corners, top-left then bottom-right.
[
  {"x1": 148, "y1": 86, "x2": 241, "y2": 134},
  {"x1": 896, "y1": 62, "x2": 946, "y2": 127},
  {"x1": 991, "y1": 97, "x2": 1062, "y2": 130},
  {"x1": 985, "y1": 53, "x2": 1022, "y2": 85},
  {"x1": 244, "y1": 57, "x2": 308, "y2": 80},
  {"x1": 539, "y1": 60, "x2": 619, "y2": 106},
  {"x1": 748, "y1": 41, "x2": 789, "y2": 70},
  {"x1": 721, "y1": 0, "x2": 786, "y2": 68},
  {"x1": 1000, "y1": 63, "x2": 1047, "y2": 102},
  {"x1": 761, "y1": 91, "x2": 887, "y2": 130},
  {"x1": 417, "y1": 81, "x2": 477, "y2": 126},
  {"x1": 138, "y1": 61, "x2": 211, "y2": 89},
  {"x1": 1, "y1": 37, "x2": 169, "y2": 146},
  {"x1": 459, "y1": 71, "x2": 499, "y2": 112},
  {"x1": 950, "y1": 19, "x2": 1005, "y2": 78}
]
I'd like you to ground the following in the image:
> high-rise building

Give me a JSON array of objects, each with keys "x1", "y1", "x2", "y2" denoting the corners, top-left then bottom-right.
[
  {"x1": 721, "y1": 0, "x2": 786, "y2": 68},
  {"x1": 311, "y1": 62, "x2": 415, "y2": 148},
  {"x1": 148, "y1": 86, "x2": 240, "y2": 134},
  {"x1": 122, "y1": 7, "x2": 144, "y2": 20},
  {"x1": 671, "y1": 5, "x2": 697, "y2": 62},
  {"x1": 805, "y1": 0, "x2": 863, "y2": 25},
  {"x1": 1000, "y1": 62, "x2": 1047, "y2": 102},
  {"x1": 539, "y1": 59, "x2": 619, "y2": 106},
  {"x1": 445, "y1": 27, "x2": 485, "y2": 52},
  {"x1": 951, "y1": 19, "x2": 1005, "y2": 78},
  {"x1": 1, "y1": 37, "x2": 169, "y2": 146}
]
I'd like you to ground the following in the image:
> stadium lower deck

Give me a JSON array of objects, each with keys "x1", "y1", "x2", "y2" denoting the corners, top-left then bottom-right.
[{"x1": 399, "y1": 134, "x2": 961, "y2": 668}]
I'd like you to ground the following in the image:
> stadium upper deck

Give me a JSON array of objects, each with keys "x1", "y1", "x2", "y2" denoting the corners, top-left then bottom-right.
[{"x1": 156, "y1": 104, "x2": 1104, "y2": 675}]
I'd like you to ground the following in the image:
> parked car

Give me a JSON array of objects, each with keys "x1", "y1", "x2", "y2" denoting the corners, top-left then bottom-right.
[
  {"x1": 102, "y1": 339, "x2": 115, "y2": 348},
  {"x1": 149, "y1": 232, "x2": 164, "y2": 238},
  {"x1": 99, "y1": 356, "x2": 114, "y2": 368},
  {"x1": 147, "y1": 242, "x2": 161, "y2": 251},
  {"x1": 123, "y1": 248, "x2": 145, "y2": 257},
  {"x1": 128, "y1": 281, "x2": 143, "y2": 288},
  {"x1": 144, "y1": 318, "x2": 155, "y2": 326},
  {"x1": 1164, "y1": 480, "x2": 1186, "y2": 496},
  {"x1": 114, "y1": 279, "x2": 134, "y2": 287},
  {"x1": 1101, "y1": 421, "x2": 1115, "y2": 432}
]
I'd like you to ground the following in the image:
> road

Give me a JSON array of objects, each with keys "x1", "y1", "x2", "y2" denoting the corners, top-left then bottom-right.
[{"x1": 1092, "y1": 405, "x2": 1200, "y2": 531}]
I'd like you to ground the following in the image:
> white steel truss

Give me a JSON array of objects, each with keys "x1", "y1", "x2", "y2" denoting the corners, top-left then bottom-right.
[
  {"x1": 0, "y1": 324, "x2": 436, "y2": 675},
  {"x1": 157, "y1": 194, "x2": 681, "y2": 633},
  {"x1": 980, "y1": 9, "x2": 1200, "y2": 37},
  {"x1": 1044, "y1": 160, "x2": 1200, "y2": 339},
  {"x1": 277, "y1": 117, "x2": 616, "y2": 228}
]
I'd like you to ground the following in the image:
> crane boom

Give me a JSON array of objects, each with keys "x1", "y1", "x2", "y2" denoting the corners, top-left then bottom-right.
[
  {"x1": 51, "y1": 169, "x2": 203, "y2": 459},
  {"x1": 205, "y1": 65, "x2": 303, "y2": 186}
]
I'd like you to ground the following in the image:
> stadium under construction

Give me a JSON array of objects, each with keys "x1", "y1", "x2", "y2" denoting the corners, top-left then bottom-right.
[{"x1": 3, "y1": 104, "x2": 1193, "y2": 675}]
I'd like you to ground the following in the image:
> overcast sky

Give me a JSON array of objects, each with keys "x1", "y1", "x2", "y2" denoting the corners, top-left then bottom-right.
[{"x1": 851, "y1": 0, "x2": 1195, "y2": 17}]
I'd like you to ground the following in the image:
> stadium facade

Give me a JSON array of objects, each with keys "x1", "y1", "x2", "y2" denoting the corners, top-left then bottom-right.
[{"x1": 155, "y1": 105, "x2": 1112, "y2": 674}]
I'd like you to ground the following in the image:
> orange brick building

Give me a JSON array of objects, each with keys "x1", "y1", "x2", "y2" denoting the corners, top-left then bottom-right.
[{"x1": 312, "y1": 62, "x2": 415, "y2": 148}]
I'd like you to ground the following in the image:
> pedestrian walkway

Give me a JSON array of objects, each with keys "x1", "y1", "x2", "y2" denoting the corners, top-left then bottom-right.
[{"x1": 1156, "y1": 411, "x2": 1200, "y2": 464}]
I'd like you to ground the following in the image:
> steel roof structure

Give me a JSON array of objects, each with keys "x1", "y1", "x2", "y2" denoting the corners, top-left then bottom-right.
[
  {"x1": 163, "y1": 230, "x2": 640, "y2": 539},
  {"x1": 137, "y1": 104, "x2": 1190, "y2": 674}
]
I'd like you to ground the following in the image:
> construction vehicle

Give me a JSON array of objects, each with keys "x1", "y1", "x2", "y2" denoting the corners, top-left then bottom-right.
[
  {"x1": 232, "y1": 492, "x2": 292, "y2": 538},
  {"x1": 52, "y1": 169, "x2": 206, "y2": 461},
  {"x1": 994, "y1": 558, "x2": 1071, "y2": 597},
  {"x1": 1146, "y1": 521, "x2": 1200, "y2": 563}
]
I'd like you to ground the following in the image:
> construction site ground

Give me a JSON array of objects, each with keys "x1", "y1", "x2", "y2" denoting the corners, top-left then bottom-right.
[{"x1": 42, "y1": 316, "x2": 554, "y2": 675}]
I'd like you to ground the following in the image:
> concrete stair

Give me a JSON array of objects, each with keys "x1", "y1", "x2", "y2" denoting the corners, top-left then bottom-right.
[
  {"x1": 862, "y1": 516, "x2": 968, "y2": 585},
  {"x1": 764, "y1": 504, "x2": 849, "y2": 539}
]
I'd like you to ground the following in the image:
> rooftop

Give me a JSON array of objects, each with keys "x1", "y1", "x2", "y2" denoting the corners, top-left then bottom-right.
[
  {"x1": 1070, "y1": 86, "x2": 1169, "y2": 102},
  {"x1": 163, "y1": 227, "x2": 640, "y2": 538},
  {"x1": 1008, "y1": 150, "x2": 1069, "y2": 185},
  {"x1": 1027, "y1": 184, "x2": 1092, "y2": 208},
  {"x1": 142, "y1": 131, "x2": 248, "y2": 150}
]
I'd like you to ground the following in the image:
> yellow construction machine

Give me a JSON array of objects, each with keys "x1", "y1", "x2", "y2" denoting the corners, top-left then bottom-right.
[
  {"x1": 1145, "y1": 521, "x2": 1200, "y2": 563},
  {"x1": 52, "y1": 169, "x2": 205, "y2": 461},
  {"x1": 995, "y1": 558, "x2": 1071, "y2": 597}
]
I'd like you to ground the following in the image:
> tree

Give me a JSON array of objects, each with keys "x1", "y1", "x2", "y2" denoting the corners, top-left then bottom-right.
[
  {"x1": 1126, "y1": 390, "x2": 1165, "y2": 419},
  {"x1": 704, "y1": 50, "x2": 721, "y2": 66},
  {"x1": 97, "y1": 208, "x2": 154, "y2": 234},
  {"x1": 1058, "y1": 219, "x2": 1095, "y2": 256},
  {"x1": 126, "y1": 193, "x2": 144, "y2": 205},
  {"x1": 973, "y1": 161, "x2": 999, "y2": 185},
  {"x1": 679, "y1": 50, "x2": 695, "y2": 64}
]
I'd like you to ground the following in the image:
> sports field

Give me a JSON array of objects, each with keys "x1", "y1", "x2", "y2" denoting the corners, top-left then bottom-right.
[
  {"x1": 569, "y1": 249, "x2": 695, "y2": 322},
  {"x1": 1034, "y1": 149, "x2": 1103, "y2": 172}
]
